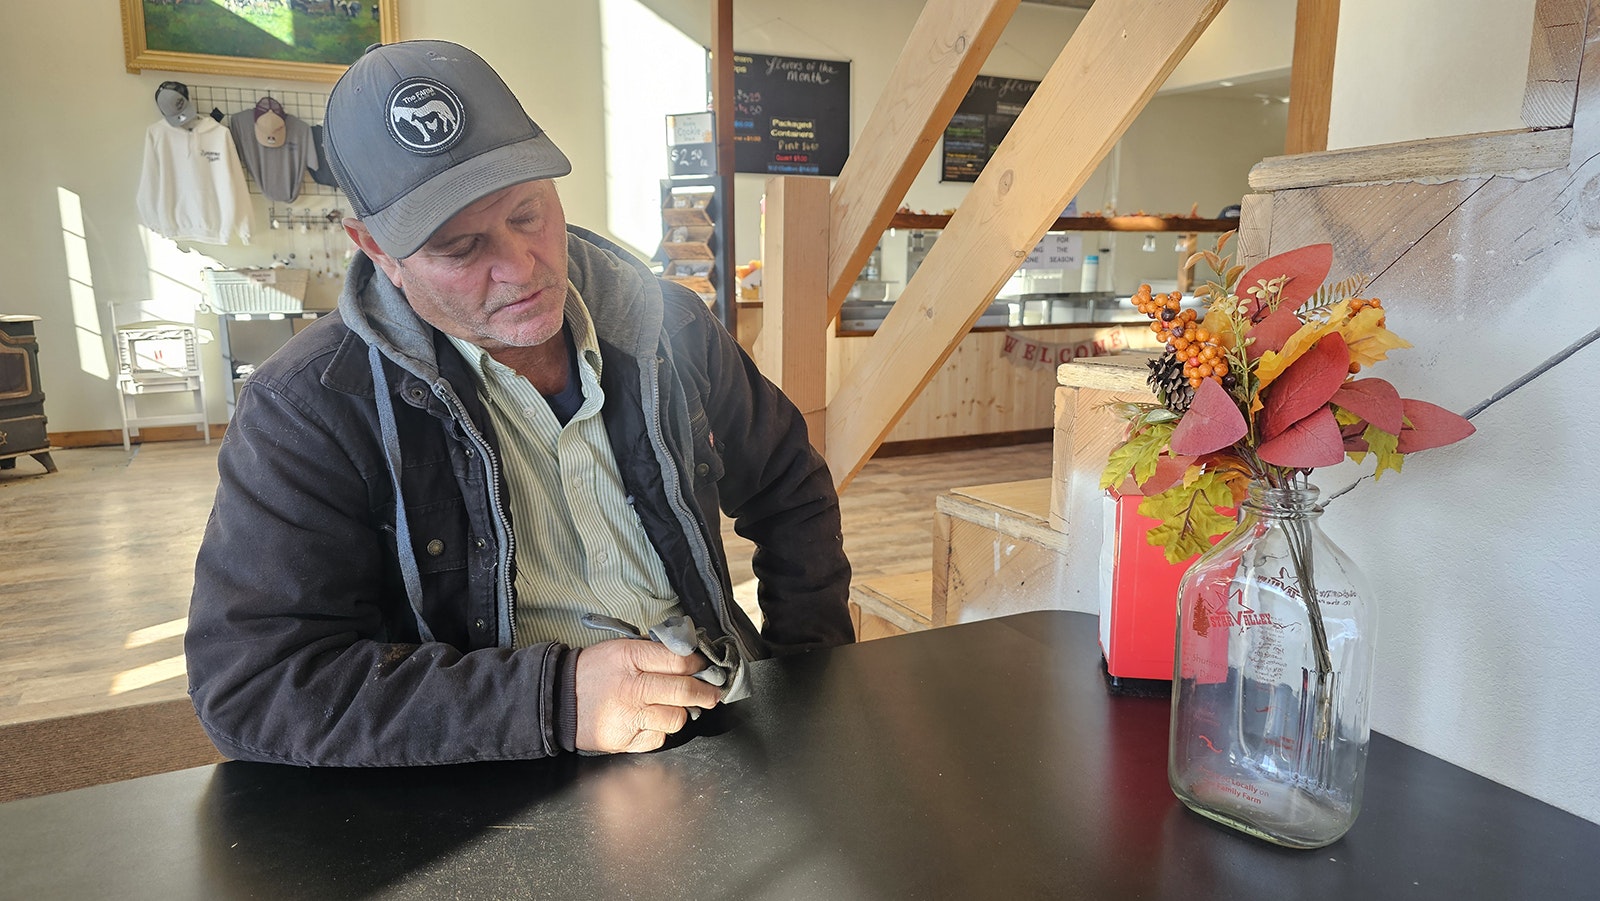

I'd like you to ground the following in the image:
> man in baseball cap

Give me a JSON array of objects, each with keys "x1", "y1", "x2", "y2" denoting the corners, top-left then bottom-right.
[{"x1": 186, "y1": 40, "x2": 852, "y2": 769}]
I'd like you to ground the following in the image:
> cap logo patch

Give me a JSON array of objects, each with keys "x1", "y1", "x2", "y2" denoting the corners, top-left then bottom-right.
[{"x1": 386, "y1": 78, "x2": 465, "y2": 155}]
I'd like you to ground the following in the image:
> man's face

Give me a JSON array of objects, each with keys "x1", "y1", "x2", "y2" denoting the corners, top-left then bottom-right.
[{"x1": 355, "y1": 179, "x2": 569, "y2": 352}]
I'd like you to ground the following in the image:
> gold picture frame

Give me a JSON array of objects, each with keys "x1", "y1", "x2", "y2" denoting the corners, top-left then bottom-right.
[{"x1": 121, "y1": 0, "x2": 400, "y2": 84}]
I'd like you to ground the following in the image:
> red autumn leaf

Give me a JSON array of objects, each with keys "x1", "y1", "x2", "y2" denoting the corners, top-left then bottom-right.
[
  {"x1": 1258, "y1": 404, "x2": 1346, "y2": 468},
  {"x1": 1396, "y1": 399, "x2": 1475, "y2": 453},
  {"x1": 1114, "y1": 453, "x2": 1195, "y2": 497},
  {"x1": 1261, "y1": 333, "x2": 1351, "y2": 440},
  {"x1": 1235, "y1": 243, "x2": 1334, "y2": 319},
  {"x1": 1332, "y1": 378, "x2": 1404, "y2": 435},
  {"x1": 1169, "y1": 377, "x2": 1248, "y2": 456},
  {"x1": 1245, "y1": 305, "x2": 1303, "y2": 361},
  {"x1": 1344, "y1": 435, "x2": 1370, "y2": 453}
]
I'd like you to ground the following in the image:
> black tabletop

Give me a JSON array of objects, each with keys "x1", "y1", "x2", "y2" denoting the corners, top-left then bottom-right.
[{"x1": 1, "y1": 611, "x2": 1595, "y2": 900}]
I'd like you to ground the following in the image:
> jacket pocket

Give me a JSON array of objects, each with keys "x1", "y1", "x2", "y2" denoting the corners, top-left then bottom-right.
[{"x1": 687, "y1": 406, "x2": 725, "y2": 484}]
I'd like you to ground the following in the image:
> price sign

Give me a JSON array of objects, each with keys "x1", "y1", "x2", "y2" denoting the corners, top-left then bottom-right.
[
  {"x1": 668, "y1": 143, "x2": 715, "y2": 177},
  {"x1": 667, "y1": 112, "x2": 716, "y2": 177}
]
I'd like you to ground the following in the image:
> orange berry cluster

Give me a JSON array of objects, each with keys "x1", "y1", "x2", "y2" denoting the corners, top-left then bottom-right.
[
  {"x1": 1348, "y1": 297, "x2": 1385, "y2": 326},
  {"x1": 1132, "y1": 284, "x2": 1232, "y2": 390},
  {"x1": 1346, "y1": 297, "x2": 1385, "y2": 373}
]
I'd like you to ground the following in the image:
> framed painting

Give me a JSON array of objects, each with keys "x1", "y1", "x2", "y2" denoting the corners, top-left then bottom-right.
[{"x1": 121, "y1": 0, "x2": 400, "y2": 83}]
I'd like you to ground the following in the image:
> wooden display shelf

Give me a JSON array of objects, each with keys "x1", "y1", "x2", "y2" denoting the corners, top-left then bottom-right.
[{"x1": 887, "y1": 212, "x2": 1236, "y2": 232}]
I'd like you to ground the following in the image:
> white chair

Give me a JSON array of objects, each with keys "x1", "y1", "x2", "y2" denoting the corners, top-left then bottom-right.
[{"x1": 109, "y1": 301, "x2": 211, "y2": 452}]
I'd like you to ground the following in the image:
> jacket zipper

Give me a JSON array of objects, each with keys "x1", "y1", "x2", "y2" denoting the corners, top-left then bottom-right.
[
  {"x1": 645, "y1": 356, "x2": 753, "y2": 663},
  {"x1": 435, "y1": 384, "x2": 518, "y2": 649}
]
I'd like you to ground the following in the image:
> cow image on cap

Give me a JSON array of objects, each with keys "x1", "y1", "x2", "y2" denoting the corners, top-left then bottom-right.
[{"x1": 183, "y1": 39, "x2": 854, "y2": 768}]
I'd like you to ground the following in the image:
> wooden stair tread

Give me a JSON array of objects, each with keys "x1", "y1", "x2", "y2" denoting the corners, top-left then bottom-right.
[
  {"x1": 946, "y1": 478, "x2": 1053, "y2": 520},
  {"x1": 850, "y1": 571, "x2": 934, "y2": 633},
  {"x1": 1056, "y1": 351, "x2": 1158, "y2": 392},
  {"x1": 937, "y1": 478, "x2": 1069, "y2": 552}
]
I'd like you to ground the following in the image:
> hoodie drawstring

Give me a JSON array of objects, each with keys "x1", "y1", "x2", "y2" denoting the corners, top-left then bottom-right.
[{"x1": 369, "y1": 343, "x2": 436, "y2": 643}]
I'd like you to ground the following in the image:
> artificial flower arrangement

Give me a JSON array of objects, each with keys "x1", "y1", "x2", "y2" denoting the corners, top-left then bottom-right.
[{"x1": 1099, "y1": 232, "x2": 1476, "y2": 565}]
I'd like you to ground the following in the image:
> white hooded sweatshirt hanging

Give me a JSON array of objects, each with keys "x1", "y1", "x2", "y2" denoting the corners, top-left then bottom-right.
[{"x1": 137, "y1": 117, "x2": 253, "y2": 245}]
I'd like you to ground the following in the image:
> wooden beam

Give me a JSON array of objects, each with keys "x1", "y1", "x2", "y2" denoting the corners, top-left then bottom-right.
[
  {"x1": 824, "y1": 0, "x2": 1229, "y2": 489},
  {"x1": 763, "y1": 176, "x2": 832, "y2": 453},
  {"x1": 711, "y1": 0, "x2": 737, "y2": 333},
  {"x1": 1249, "y1": 127, "x2": 1573, "y2": 192},
  {"x1": 1286, "y1": 0, "x2": 1338, "y2": 155},
  {"x1": 889, "y1": 212, "x2": 1236, "y2": 232},
  {"x1": 826, "y1": 0, "x2": 1021, "y2": 318},
  {"x1": 1522, "y1": 0, "x2": 1588, "y2": 128}
]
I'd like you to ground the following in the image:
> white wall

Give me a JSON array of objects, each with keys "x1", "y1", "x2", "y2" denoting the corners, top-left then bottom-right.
[
  {"x1": 1312, "y1": 0, "x2": 1600, "y2": 826},
  {"x1": 1327, "y1": 0, "x2": 1536, "y2": 148},
  {"x1": 1161, "y1": 0, "x2": 1295, "y2": 92}
]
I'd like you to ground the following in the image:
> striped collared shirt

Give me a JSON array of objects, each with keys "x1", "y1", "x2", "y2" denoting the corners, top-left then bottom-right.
[{"x1": 446, "y1": 284, "x2": 682, "y2": 648}]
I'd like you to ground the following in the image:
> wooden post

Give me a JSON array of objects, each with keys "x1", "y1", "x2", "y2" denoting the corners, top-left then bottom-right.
[
  {"x1": 763, "y1": 176, "x2": 832, "y2": 452},
  {"x1": 1286, "y1": 0, "x2": 1339, "y2": 155},
  {"x1": 711, "y1": 0, "x2": 737, "y2": 334},
  {"x1": 1522, "y1": 0, "x2": 1588, "y2": 129}
]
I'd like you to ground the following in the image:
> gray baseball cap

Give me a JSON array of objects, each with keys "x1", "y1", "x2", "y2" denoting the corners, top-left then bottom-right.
[
  {"x1": 155, "y1": 81, "x2": 199, "y2": 128},
  {"x1": 323, "y1": 40, "x2": 571, "y2": 259}
]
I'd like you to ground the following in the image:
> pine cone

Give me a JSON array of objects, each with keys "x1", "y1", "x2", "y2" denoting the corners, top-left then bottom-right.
[{"x1": 1147, "y1": 353, "x2": 1193, "y2": 413}]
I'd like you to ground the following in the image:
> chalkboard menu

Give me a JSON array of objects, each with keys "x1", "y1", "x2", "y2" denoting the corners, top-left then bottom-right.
[
  {"x1": 942, "y1": 75, "x2": 1040, "y2": 182},
  {"x1": 733, "y1": 52, "x2": 850, "y2": 177}
]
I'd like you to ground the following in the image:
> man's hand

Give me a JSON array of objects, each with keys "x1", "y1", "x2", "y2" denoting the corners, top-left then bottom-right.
[{"x1": 575, "y1": 639, "x2": 721, "y2": 753}]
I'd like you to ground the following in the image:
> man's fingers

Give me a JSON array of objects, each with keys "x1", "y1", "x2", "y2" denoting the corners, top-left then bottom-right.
[
  {"x1": 637, "y1": 670, "x2": 721, "y2": 710},
  {"x1": 627, "y1": 641, "x2": 711, "y2": 676},
  {"x1": 632, "y1": 702, "x2": 691, "y2": 737}
]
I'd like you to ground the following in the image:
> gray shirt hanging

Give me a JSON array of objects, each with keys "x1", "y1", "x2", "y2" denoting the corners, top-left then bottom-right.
[{"x1": 229, "y1": 110, "x2": 318, "y2": 204}]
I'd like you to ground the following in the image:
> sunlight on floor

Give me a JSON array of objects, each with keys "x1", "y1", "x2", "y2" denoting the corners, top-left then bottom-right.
[
  {"x1": 125, "y1": 617, "x2": 188, "y2": 649},
  {"x1": 109, "y1": 655, "x2": 187, "y2": 696}
]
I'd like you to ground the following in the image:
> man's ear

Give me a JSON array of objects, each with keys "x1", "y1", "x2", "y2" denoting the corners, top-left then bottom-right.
[{"x1": 343, "y1": 218, "x2": 405, "y2": 288}]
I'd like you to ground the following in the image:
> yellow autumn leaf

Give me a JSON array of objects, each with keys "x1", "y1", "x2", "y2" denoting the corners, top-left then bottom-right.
[
  {"x1": 1255, "y1": 300, "x2": 1351, "y2": 392},
  {"x1": 1341, "y1": 306, "x2": 1413, "y2": 368}
]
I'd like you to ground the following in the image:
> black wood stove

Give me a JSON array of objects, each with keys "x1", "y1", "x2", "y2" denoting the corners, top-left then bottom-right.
[{"x1": 0, "y1": 315, "x2": 57, "y2": 473}]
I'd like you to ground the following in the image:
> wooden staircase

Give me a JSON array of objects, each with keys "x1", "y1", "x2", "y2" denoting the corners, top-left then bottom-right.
[{"x1": 848, "y1": 353, "x2": 1155, "y2": 639}]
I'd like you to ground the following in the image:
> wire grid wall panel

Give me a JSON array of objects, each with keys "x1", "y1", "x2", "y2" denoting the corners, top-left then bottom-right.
[{"x1": 188, "y1": 85, "x2": 341, "y2": 198}]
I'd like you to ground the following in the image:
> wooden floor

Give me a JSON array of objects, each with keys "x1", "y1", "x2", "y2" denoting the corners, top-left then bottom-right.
[{"x1": 0, "y1": 439, "x2": 1052, "y2": 727}]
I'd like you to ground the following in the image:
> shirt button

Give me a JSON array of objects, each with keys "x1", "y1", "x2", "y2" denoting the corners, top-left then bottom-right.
[
  {"x1": 595, "y1": 550, "x2": 610, "y2": 564},
  {"x1": 474, "y1": 537, "x2": 487, "y2": 549},
  {"x1": 425, "y1": 539, "x2": 445, "y2": 556},
  {"x1": 695, "y1": 462, "x2": 710, "y2": 476},
  {"x1": 474, "y1": 618, "x2": 486, "y2": 630}
]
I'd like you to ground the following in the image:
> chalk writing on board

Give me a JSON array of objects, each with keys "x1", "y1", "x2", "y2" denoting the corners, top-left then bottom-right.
[
  {"x1": 668, "y1": 143, "x2": 715, "y2": 177},
  {"x1": 942, "y1": 75, "x2": 1040, "y2": 183},
  {"x1": 733, "y1": 51, "x2": 850, "y2": 177}
]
